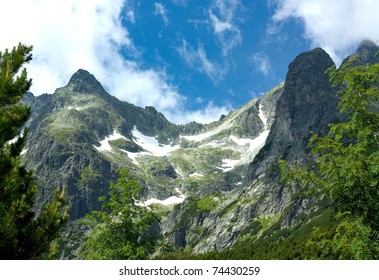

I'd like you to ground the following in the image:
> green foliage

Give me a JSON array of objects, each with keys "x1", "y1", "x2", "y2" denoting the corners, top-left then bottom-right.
[
  {"x1": 307, "y1": 214, "x2": 378, "y2": 259},
  {"x1": 79, "y1": 166, "x2": 100, "y2": 187},
  {"x1": 157, "y1": 216, "x2": 376, "y2": 260},
  {"x1": 79, "y1": 168, "x2": 160, "y2": 260},
  {"x1": 158, "y1": 232, "x2": 313, "y2": 260},
  {"x1": 197, "y1": 193, "x2": 220, "y2": 211},
  {"x1": 240, "y1": 220, "x2": 262, "y2": 237},
  {"x1": 220, "y1": 199, "x2": 239, "y2": 217},
  {"x1": 280, "y1": 59, "x2": 379, "y2": 259},
  {"x1": 173, "y1": 193, "x2": 222, "y2": 233},
  {"x1": 0, "y1": 44, "x2": 68, "y2": 259}
]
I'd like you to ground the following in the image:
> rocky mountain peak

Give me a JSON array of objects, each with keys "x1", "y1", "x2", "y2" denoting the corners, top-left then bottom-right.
[
  {"x1": 342, "y1": 40, "x2": 379, "y2": 66},
  {"x1": 357, "y1": 39, "x2": 378, "y2": 53},
  {"x1": 247, "y1": 47, "x2": 339, "y2": 180},
  {"x1": 286, "y1": 48, "x2": 334, "y2": 85},
  {"x1": 67, "y1": 69, "x2": 106, "y2": 94},
  {"x1": 273, "y1": 46, "x2": 337, "y2": 143}
]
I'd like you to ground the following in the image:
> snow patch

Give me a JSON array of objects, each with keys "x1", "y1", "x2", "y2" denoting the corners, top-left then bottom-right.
[
  {"x1": 175, "y1": 169, "x2": 184, "y2": 178},
  {"x1": 67, "y1": 106, "x2": 82, "y2": 111},
  {"x1": 7, "y1": 136, "x2": 19, "y2": 145},
  {"x1": 132, "y1": 126, "x2": 179, "y2": 157},
  {"x1": 229, "y1": 130, "x2": 269, "y2": 166},
  {"x1": 189, "y1": 172, "x2": 204, "y2": 177},
  {"x1": 139, "y1": 188, "x2": 185, "y2": 206},
  {"x1": 258, "y1": 103, "x2": 268, "y2": 129},
  {"x1": 21, "y1": 148, "x2": 28, "y2": 156},
  {"x1": 94, "y1": 130, "x2": 127, "y2": 153},
  {"x1": 199, "y1": 140, "x2": 225, "y2": 148},
  {"x1": 220, "y1": 158, "x2": 240, "y2": 172},
  {"x1": 181, "y1": 119, "x2": 233, "y2": 142},
  {"x1": 120, "y1": 149, "x2": 151, "y2": 166},
  {"x1": 218, "y1": 104, "x2": 270, "y2": 171}
]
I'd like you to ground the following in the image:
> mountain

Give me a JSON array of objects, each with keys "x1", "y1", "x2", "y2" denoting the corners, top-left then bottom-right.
[
  {"x1": 22, "y1": 69, "x2": 281, "y2": 220},
  {"x1": 21, "y1": 40, "x2": 379, "y2": 257},
  {"x1": 23, "y1": 70, "x2": 181, "y2": 219}
]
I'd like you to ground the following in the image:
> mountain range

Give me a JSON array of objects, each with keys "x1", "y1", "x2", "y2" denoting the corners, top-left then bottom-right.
[{"x1": 21, "y1": 40, "x2": 379, "y2": 257}]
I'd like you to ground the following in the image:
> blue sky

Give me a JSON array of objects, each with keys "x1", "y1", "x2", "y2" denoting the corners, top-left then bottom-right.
[
  {"x1": 127, "y1": 0, "x2": 307, "y2": 111},
  {"x1": 1, "y1": 0, "x2": 379, "y2": 124}
]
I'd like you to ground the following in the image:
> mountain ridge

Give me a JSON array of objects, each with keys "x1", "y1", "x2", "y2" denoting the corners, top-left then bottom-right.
[{"x1": 20, "y1": 40, "x2": 379, "y2": 257}]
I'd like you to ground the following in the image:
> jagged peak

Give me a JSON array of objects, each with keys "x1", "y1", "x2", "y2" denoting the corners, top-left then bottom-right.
[
  {"x1": 341, "y1": 40, "x2": 379, "y2": 66},
  {"x1": 67, "y1": 69, "x2": 105, "y2": 93},
  {"x1": 285, "y1": 47, "x2": 335, "y2": 88},
  {"x1": 288, "y1": 47, "x2": 334, "y2": 71}
]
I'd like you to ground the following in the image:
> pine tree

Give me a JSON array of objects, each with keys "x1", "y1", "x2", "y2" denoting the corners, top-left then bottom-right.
[{"x1": 0, "y1": 43, "x2": 68, "y2": 259}]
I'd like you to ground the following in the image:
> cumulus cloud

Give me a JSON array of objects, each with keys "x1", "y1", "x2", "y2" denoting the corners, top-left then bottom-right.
[
  {"x1": 154, "y1": 2, "x2": 169, "y2": 26},
  {"x1": 209, "y1": 0, "x2": 242, "y2": 56},
  {"x1": 0, "y1": 0, "x2": 229, "y2": 124},
  {"x1": 251, "y1": 52, "x2": 272, "y2": 76},
  {"x1": 177, "y1": 40, "x2": 227, "y2": 84},
  {"x1": 271, "y1": 0, "x2": 379, "y2": 64},
  {"x1": 0, "y1": 0, "x2": 131, "y2": 93}
]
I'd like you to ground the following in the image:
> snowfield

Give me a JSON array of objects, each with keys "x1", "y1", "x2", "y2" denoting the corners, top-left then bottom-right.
[
  {"x1": 131, "y1": 126, "x2": 179, "y2": 157},
  {"x1": 183, "y1": 103, "x2": 270, "y2": 172},
  {"x1": 138, "y1": 188, "x2": 185, "y2": 206},
  {"x1": 95, "y1": 105, "x2": 270, "y2": 174},
  {"x1": 94, "y1": 130, "x2": 127, "y2": 152},
  {"x1": 180, "y1": 118, "x2": 234, "y2": 142}
]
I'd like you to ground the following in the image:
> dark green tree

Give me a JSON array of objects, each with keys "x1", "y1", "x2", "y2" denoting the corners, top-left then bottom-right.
[
  {"x1": 79, "y1": 168, "x2": 160, "y2": 259},
  {"x1": 0, "y1": 43, "x2": 68, "y2": 259},
  {"x1": 280, "y1": 59, "x2": 379, "y2": 259}
]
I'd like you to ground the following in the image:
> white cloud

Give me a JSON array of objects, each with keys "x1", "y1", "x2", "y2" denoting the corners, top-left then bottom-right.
[
  {"x1": 195, "y1": 97, "x2": 205, "y2": 104},
  {"x1": 251, "y1": 52, "x2": 272, "y2": 76},
  {"x1": 209, "y1": 0, "x2": 242, "y2": 56},
  {"x1": 177, "y1": 40, "x2": 227, "y2": 84},
  {"x1": 169, "y1": 101, "x2": 232, "y2": 124},
  {"x1": 126, "y1": 10, "x2": 136, "y2": 24},
  {"x1": 176, "y1": 0, "x2": 242, "y2": 84},
  {"x1": 154, "y1": 2, "x2": 169, "y2": 26},
  {"x1": 210, "y1": 13, "x2": 233, "y2": 33},
  {"x1": 0, "y1": 0, "x2": 229, "y2": 124},
  {"x1": 172, "y1": 0, "x2": 188, "y2": 6},
  {"x1": 0, "y1": 0, "x2": 132, "y2": 94},
  {"x1": 271, "y1": 0, "x2": 379, "y2": 64}
]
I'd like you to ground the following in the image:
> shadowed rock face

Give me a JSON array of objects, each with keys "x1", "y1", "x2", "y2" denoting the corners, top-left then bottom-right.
[
  {"x1": 247, "y1": 40, "x2": 379, "y2": 184},
  {"x1": 247, "y1": 47, "x2": 340, "y2": 182},
  {"x1": 67, "y1": 69, "x2": 106, "y2": 94}
]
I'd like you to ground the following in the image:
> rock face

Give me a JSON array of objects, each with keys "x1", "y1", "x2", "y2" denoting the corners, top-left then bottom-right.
[
  {"x1": 21, "y1": 41, "x2": 379, "y2": 256},
  {"x1": 162, "y1": 46, "x2": 342, "y2": 251},
  {"x1": 23, "y1": 69, "x2": 181, "y2": 219},
  {"x1": 248, "y1": 48, "x2": 340, "y2": 182}
]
